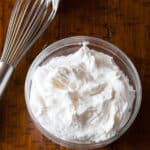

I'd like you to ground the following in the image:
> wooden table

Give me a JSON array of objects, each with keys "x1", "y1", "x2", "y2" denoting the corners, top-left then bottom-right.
[{"x1": 0, "y1": 0, "x2": 149, "y2": 149}]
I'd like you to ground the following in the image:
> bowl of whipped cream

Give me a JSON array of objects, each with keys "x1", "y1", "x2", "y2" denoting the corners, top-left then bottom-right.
[{"x1": 24, "y1": 36, "x2": 142, "y2": 149}]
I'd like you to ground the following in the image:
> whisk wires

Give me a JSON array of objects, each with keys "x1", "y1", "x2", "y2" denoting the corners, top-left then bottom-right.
[{"x1": 1, "y1": 0, "x2": 58, "y2": 67}]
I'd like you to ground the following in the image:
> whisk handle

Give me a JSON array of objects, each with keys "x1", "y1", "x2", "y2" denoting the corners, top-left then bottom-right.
[{"x1": 0, "y1": 61, "x2": 13, "y2": 98}]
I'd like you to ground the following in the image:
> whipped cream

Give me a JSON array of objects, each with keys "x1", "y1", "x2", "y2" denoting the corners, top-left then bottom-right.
[{"x1": 29, "y1": 44, "x2": 135, "y2": 143}]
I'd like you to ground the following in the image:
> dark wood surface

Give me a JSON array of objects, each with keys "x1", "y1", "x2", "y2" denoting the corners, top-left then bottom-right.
[{"x1": 0, "y1": 0, "x2": 150, "y2": 149}]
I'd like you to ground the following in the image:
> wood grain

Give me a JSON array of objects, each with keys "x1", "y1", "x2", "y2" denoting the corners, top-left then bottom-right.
[{"x1": 0, "y1": 0, "x2": 150, "y2": 149}]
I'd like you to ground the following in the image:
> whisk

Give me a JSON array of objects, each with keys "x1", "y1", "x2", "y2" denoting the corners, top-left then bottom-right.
[{"x1": 0, "y1": 0, "x2": 60, "y2": 97}]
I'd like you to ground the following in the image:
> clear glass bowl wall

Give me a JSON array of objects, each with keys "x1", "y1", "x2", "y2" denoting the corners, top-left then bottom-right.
[{"x1": 25, "y1": 36, "x2": 142, "y2": 150}]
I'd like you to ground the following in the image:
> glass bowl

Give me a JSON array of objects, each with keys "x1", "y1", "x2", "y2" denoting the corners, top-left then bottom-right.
[{"x1": 24, "y1": 36, "x2": 142, "y2": 149}]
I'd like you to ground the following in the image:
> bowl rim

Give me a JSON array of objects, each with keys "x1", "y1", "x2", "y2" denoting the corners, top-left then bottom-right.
[{"x1": 24, "y1": 36, "x2": 142, "y2": 148}]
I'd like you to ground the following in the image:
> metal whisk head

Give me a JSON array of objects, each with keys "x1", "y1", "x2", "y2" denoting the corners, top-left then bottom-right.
[
  {"x1": 0, "y1": 0, "x2": 59, "y2": 97},
  {"x1": 1, "y1": 0, "x2": 59, "y2": 67}
]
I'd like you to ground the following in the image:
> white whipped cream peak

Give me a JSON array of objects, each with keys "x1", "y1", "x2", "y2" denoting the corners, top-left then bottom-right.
[{"x1": 29, "y1": 44, "x2": 135, "y2": 143}]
